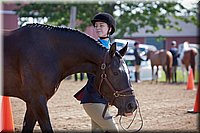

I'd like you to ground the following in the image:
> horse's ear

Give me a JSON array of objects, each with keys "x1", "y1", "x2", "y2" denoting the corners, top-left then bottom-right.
[
  {"x1": 109, "y1": 42, "x2": 116, "y2": 57},
  {"x1": 119, "y1": 42, "x2": 128, "y2": 57}
]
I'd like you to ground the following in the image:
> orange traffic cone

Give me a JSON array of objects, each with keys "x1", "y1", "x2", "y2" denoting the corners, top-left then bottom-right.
[
  {"x1": 0, "y1": 96, "x2": 15, "y2": 132},
  {"x1": 188, "y1": 81, "x2": 200, "y2": 113},
  {"x1": 186, "y1": 68, "x2": 195, "y2": 90}
]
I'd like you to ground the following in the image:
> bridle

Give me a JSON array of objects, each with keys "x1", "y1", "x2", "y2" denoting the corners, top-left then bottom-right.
[
  {"x1": 98, "y1": 51, "x2": 134, "y2": 118},
  {"x1": 97, "y1": 51, "x2": 143, "y2": 132},
  {"x1": 98, "y1": 51, "x2": 134, "y2": 106}
]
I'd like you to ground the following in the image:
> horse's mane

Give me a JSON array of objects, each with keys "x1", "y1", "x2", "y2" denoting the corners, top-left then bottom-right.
[
  {"x1": 22, "y1": 24, "x2": 125, "y2": 56},
  {"x1": 24, "y1": 23, "x2": 105, "y2": 48},
  {"x1": 25, "y1": 23, "x2": 76, "y2": 33},
  {"x1": 25, "y1": 23, "x2": 93, "y2": 39}
]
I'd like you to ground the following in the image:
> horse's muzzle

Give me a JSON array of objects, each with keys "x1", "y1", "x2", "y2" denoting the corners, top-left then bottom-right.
[
  {"x1": 127, "y1": 102, "x2": 137, "y2": 112},
  {"x1": 125, "y1": 101, "x2": 137, "y2": 116},
  {"x1": 117, "y1": 100, "x2": 137, "y2": 116}
]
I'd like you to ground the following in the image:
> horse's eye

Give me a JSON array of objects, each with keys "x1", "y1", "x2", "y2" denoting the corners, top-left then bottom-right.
[{"x1": 113, "y1": 71, "x2": 119, "y2": 76}]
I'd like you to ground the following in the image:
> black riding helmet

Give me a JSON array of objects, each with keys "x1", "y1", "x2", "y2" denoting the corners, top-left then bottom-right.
[{"x1": 91, "y1": 12, "x2": 116, "y2": 35}]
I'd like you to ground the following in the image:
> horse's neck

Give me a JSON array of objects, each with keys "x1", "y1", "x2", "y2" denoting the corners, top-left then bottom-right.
[
  {"x1": 60, "y1": 37, "x2": 107, "y2": 76},
  {"x1": 150, "y1": 51, "x2": 158, "y2": 57},
  {"x1": 74, "y1": 52, "x2": 106, "y2": 75},
  {"x1": 76, "y1": 45, "x2": 106, "y2": 73}
]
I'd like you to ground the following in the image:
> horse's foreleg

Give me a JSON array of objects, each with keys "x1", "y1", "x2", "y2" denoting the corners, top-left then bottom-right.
[
  {"x1": 29, "y1": 95, "x2": 53, "y2": 133},
  {"x1": 22, "y1": 104, "x2": 37, "y2": 133},
  {"x1": 180, "y1": 64, "x2": 186, "y2": 82},
  {"x1": 151, "y1": 66, "x2": 154, "y2": 83},
  {"x1": 156, "y1": 66, "x2": 159, "y2": 83}
]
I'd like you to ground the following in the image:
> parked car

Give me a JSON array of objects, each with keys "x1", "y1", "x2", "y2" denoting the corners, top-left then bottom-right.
[
  {"x1": 114, "y1": 39, "x2": 135, "y2": 50},
  {"x1": 113, "y1": 38, "x2": 156, "y2": 55},
  {"x1": 113, "y1": 39, "x2": 160, "y2": 81}
]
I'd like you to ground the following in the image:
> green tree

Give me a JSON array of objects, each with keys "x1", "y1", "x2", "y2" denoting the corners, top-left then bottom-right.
[{"x1": 15, "y1": 1, "x2": 199, "y2": 38}]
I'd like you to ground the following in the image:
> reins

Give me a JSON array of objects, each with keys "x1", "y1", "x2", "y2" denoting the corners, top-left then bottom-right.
[
  {"x1": 119, "y1": 99, "x2": 143, "y2": 133},
  {"x1": 102, "y1": 100, "x2": 143, "y2": 132}
]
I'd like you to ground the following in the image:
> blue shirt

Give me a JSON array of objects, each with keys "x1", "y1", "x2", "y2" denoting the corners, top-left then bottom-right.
[
  {"x1": 98, "y1": 39, "x2": 110, "y2": 49},
  {"x1": 80, "y1": 38, "x2": 110, "y2": 104}
]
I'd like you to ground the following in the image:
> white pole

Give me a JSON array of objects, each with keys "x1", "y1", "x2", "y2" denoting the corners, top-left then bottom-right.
[{"x1": 69, "y1": 6, "x2": 76, "y2": 28}]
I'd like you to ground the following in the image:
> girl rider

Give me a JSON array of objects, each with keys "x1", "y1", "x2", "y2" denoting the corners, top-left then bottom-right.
[{"x1": 74, "y1": 12, "x2": 119, "y2": 132}]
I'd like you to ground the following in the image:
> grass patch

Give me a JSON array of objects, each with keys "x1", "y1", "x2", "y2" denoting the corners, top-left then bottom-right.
[{"x1": 158, "y1": 68, "x2": 199, "y2": 83}]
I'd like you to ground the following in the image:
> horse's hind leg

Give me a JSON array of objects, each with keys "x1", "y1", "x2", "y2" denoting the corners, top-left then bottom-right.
[
  {"x1": 162, "y1": 66, "x2": 167, "y2": 82},
  {"x1": 22, "y1": 104, "x2": 37, "y2": 133}
]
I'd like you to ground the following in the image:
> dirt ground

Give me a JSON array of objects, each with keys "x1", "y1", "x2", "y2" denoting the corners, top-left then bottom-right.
[{"x1": 10, "y1": 79, "x2": 199, "y2": 132}]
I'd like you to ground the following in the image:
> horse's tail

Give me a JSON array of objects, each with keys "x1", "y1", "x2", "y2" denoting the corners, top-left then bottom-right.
[
  {"x1": 190, "y1": 49, "x2": 196, "y2": 77},
  {"x1": 166, "y1": 51, "x2": 173, "y2": 82}
]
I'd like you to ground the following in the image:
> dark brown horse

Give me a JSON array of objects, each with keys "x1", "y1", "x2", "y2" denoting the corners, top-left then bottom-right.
[
  {"x1": 3, "y1": 24, "x2": 137, "y2": 132},
  {"x1": 147, "y1": 49, "x2": 173, "y2": 83},
  {"x1": 181, "y1": 48, "x2": 198, "y2": 78}
]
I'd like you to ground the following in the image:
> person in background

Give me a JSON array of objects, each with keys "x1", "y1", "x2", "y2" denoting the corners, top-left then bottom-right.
[
  {"x1": 74, "y1": 12, "x2": 119, "y2": 133},
  {"x1": 133, "y1": 41, "x2": 146, "y2": 83},
  {"x1": 169, "y1": 41, "x2": 180, "y2": 83}
]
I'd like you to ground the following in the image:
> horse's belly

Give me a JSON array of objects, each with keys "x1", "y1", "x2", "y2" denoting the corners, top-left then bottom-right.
[{"x1": 154, "y1": 61, "x2": 160, "y2": 66}]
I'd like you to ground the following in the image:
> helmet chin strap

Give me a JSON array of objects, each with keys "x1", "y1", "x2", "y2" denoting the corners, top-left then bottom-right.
[{"x1": 99, "y1": 36, "x2": 109, "y2": 39}]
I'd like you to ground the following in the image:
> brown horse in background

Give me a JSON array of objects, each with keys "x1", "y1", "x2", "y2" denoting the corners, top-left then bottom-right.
[
  {"x1": 181, "y1": 48, "x2": 198, "y2": 77},
  {"x1": 147, "y1": 49, "x2": 173, "y2": 83}
]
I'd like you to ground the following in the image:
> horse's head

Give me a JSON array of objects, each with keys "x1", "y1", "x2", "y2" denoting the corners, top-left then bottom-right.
[
  {"x1": 95, "y1": 42, "x2": 137, "y2": 116},
  {"x1": 146, "y1": 49, "x2": 154, "y2": 60}
]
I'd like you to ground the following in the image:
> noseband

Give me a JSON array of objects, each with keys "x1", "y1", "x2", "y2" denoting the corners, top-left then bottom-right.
[{"x1": 98, "y1": 52, "x2": 134, "y2": 105}]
